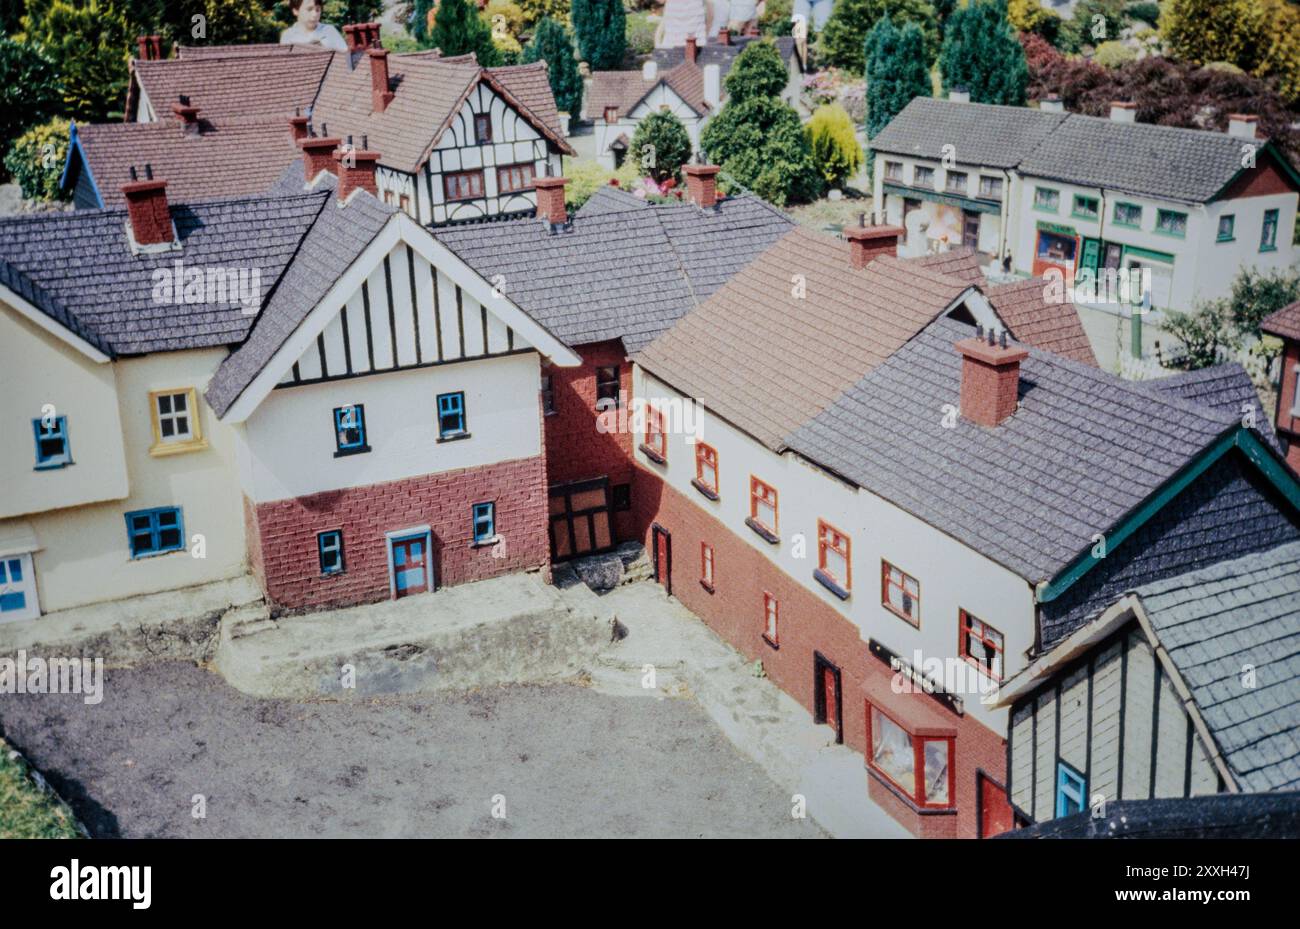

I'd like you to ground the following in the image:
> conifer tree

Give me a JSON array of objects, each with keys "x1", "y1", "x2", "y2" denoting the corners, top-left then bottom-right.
[
  {"x1": 425, "y1": 0, "x2": 500, "y2": 65},
  {"x1": 865, "y1": 17, "x2": 930, "y2": 137},
  {"x1": 939, "y1": 0, "x2": 1027, "y2": 106},
  {"x1": 523, "y1": 17, "x2": 582, "y2": 116},
  {"x1": 571, "y1": 0, "x2": 626, "y2": 70}
]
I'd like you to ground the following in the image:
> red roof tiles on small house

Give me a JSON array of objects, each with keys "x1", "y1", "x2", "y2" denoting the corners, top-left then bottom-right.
[
  {"x1": 1263, "y1": 300, "x2": 1300, "y2": 342},
  {"x1": 128, "y1": 51, "x2": 334, "y2": 122},
  {"x1": 586, "y1": 61, "x2": 710, "y2": 121}
]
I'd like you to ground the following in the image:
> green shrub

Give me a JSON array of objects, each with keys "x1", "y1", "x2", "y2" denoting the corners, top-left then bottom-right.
[
  {"x1": 629, "y1": 109, "x2": 693, "y2": 183},
  {"x1": 724, "y1": 39, "x2": 790, "y2": 102},
  {"x1": 572, "y1": 0, "x2": 625, "y2": 70},
  {"x1": 1092, "y1": 40, "x2": 1137, "y2": 68},
  {"x1": 807, "y1": 103, "x2": 863, "y2": 187},
  {"x1": 625, "y1": 10, "x2": 657, "y2": 60},
  {"x1": 516, "y1": 0, "x2": 568, "y2": 27},
  {"x1": 425, "y1": 0, "x2": 500, "y2": 64},
  {"x1": 484, "y1": 0, "x2": 526, "y2": 37},
  {"x1": 759, "y1": 0, "x2": 793, "y2": 37},
  {"x1": 4, "y1": 117, "x2": 71, "y2": 202},
  {"x1": 0, "y1": 38, "x2": 61, "y2": 181}
]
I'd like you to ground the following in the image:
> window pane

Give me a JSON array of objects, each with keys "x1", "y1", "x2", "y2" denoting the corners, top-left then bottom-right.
[
  {"x1": 923, "y1": 740, "x2": 950, "y2": 805},
  {"x1": 871, "y1": 707, "x2": 916, "y2": 796}
]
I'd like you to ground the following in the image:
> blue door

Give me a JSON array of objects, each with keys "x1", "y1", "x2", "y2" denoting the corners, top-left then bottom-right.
[
  {"x1": 391, "y1": 534, "x2": 429, "y2": 598},
  {"x1": 1056, "y1": 762, "x2": 1087, "y2": 818}
]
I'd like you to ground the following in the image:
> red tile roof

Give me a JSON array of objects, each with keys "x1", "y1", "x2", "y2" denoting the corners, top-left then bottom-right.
[
  {"x1": 586, "y1": 61, "x2": 709, "y2": 121},
  {"x1": 1263, "y1": 300, "x2": 1300, "y2": 342},
  {"x1": 129, "y1": 51, "x2": 333, "y2": 122},
  {"x1": 983, "y1": 278, "x2": 1098, "y2": 367},
  {"x1": 71, "y1": 118, "x2": 302, "y2": 207}
]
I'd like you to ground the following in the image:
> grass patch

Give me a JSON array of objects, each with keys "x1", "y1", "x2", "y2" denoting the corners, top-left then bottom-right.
[
  {"x1": 0, "y1": 739, "x2": 81, "y2": 839},
  {"x1": 785, "y1": 188, "x2": 875, "y2": 233}
]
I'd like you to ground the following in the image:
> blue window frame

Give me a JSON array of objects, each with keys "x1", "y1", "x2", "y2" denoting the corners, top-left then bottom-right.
[
  {"x1": 437, "y1": 391, "x2": 467, "y2": 439},
  {"x1": 0, "y1": 558, "x2": 27, "y2": 612},
  {"x1": 32, "y1": 416, "x2": 71, "y2": 469},
  {"x1": 1056, "y1": 761, "x2": 1087, "y2": 818},
  {"x1": 125, "y1": 507, "x2": 185, "y2": 558},
  {"x1": 318, "y1": 530, "x2": 344, "y2": 575},
  {"x1": 333, "y1": 404, "x2": 368, "y2": 455},
  {"x1": 472, "y1": 502, "x2": 495, "y2": 544}
]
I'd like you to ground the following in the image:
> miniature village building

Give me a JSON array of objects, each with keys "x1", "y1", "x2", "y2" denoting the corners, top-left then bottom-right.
[
  {"x1": 870, "y1": 97, "x2": 1300, "y2": 313},
  {"x1": 1263, "y1": 300, "x2": 1300, "y2": 473}
]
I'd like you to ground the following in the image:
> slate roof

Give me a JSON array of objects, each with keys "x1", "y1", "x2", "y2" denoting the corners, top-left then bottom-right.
[
  {"x1": 651, "y1": 35, "x2": 799, "y2": 73},
  {"x1": 1134, "y1": 541, "x2": 1300, "y2": 793},
  {"x1": 786, "y1": 316, "x2": 1239, "y2": 583},
  {"x1": 206, "y1": 178, "x2": 395, "y2": 417},
  {"x1": 0, "y1": 193, "x2": 329, "y2": 355},
  {"x1": 911, "y1": 247, "x2": 984, "y2": 284},
  {"x1": 311, "y1": 55, "x2": 572, "y2": 174},
  {"x1": 1000, "y1": 791, "x2": 1300, "y2": 838},
  {"x1": 1148, "y1": 364, "x2": 1280, "y2": 451},
  {"x1": 432, "y1": 193, "x2": 795, "y2": 353},
  {"x1": 870, "y1": 97, "x2": 1067, "y2": 169},
  {"x1": 129, "y1": 51, "x2": 333, "y2": 122},
  {"x1": 67, "y1": 118, "x2": 301, "y2": 207},
  {"x1": 983, "y1": 278, "x2": 1098, "y2": 366},
  {"x1": 575, "y1": 185, "x2": 651, "y2": 217},
  {"x1": 1263, "y1": 300, "x2": 1300, "y2": 342},
  {"x1": 638, "y1": 232, "x2": 975, "y2": 450},
  {"x1": 586, "y1": 61, "x2": 710, "y2": 122},
  {"x1": 871, "y1": 97, "x2": 1281, "y2": 203}
]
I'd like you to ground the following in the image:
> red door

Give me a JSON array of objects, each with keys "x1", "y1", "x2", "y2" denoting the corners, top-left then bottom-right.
[
  {"x1": 978, "y1": 773, "x2": 1015, "y2": 838},
  {"x1": 822, "y1": 666, "x2": 839, "y2": 734},
  {"x1": 652, "y1": 525, "x2": 671, "y2": 595}
]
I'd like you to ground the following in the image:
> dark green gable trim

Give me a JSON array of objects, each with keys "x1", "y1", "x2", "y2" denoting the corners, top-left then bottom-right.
[
  {"x1": 882, "y1": 182, "x2": 1001, "y2": 215},
  {"x1": 1037, "y1": 427, "x2": 1300, "y2": 603}
]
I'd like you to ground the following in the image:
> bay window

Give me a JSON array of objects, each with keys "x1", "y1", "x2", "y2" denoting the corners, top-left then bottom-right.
[{"x1": 868, "y1": 704, "x2": 954, "y2": 809}]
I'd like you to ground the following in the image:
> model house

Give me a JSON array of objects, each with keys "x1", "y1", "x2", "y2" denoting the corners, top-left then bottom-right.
[
  {"x1": 121, "y1": 23, "x2": 573, "y2": 225},
  {"x1": 586, "y1": 34, "x2": 801, "y2": 170},
  {"x1": 1264, "y1": 300, "x2": 1300, "y2": 473},
  {"x1": 870, "y1": 96, "x2": 1300, "y2": 312},
  {"x1": 0, "y1": 127, "x2": 578, "y2": 620},
  {"x1": 996, "y1": 541, "x2": 1300, "y2": 824}
]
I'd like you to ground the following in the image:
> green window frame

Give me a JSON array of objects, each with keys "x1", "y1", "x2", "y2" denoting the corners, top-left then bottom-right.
[
  {"x1": 1071, "y1": 195, "x2": 1099, "y2": 219},
  {"x1": 1034, "y1": 187, "x2": 1060, "y2": 213},
  {"x1": 1113, "y1": 202, "x2": 1142, "y2": 227},
  {"x1": 1261, "y1": 209, "x2": 1279, "y2": 252},
  {"x1": 1155, "y1": 209, "x2": 1187, "y2": 238},
  {"x1": 1217, "y1": 214, "x2": 1235, "y2": 242}
]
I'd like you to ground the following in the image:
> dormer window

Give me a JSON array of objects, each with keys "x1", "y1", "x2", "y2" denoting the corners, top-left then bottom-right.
[{"x1": 474, "y1": 114, "x2": 492, "y2": 144}]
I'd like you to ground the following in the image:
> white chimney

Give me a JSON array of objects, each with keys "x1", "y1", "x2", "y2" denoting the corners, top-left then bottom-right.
[
  {"x1": 1228, "y1": 114, "x2": 1258, "y2": 140},
  {"x1": 949, "y1": 86, "x2": 970, "y2": 104},
  {"x1": 642, "y1": 60, "x2": 658, "y2": 82},
  {"x1": 1040, "y1": 95, "x2": 1064, "y2": 113},
  {"x1": 1110, "y1": 101, "x2": 1137, "y2": 123},
  {"x1": 703, "y1": 63, "x2": 721, "y2": 110}
]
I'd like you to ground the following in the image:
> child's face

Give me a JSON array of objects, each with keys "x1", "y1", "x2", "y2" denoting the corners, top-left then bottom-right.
[{"x1": 296, "y1": 0, "x2": 322, "y2": 29}]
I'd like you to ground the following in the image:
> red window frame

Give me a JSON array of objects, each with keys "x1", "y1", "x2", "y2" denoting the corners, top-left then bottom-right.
[
  {"x1": 881, "y1": 559, "x2": 920, "y2": 627},
  {"x1": 695, "y1": 442, "x2": 719, "y2": 495},
  {"x1": 700, "y1": 542, "x2": 714, "y2": 592},
  {"x1": 497, "y1": 162, "x2": 536, "y2": 194},
  {"x1": 959, "y1": 609, "x2": 1005, "y2": 681},
  {"x1": 817, "y1": 519, "x2": 851, "y2": 590},
  {"x1": 866, "y1": 702, "x2": 955, "y2": 810},
  {"x1": 474, "y1": 113, "x2": 492, "y2": 144},
  {"x1": 642, "y1": 405, "x2": 666, "y2": 460},
  {"x1": 443, "y1": 169, "x2": 485, "y2": 202},
  {"x1": 749, "y1": 476, "x2": 778, "y2": 536},
  {"x1": 762, "y1": 591, "x2": 779, "y2": 647},
  {"x1": 603, "y1": 106, "x2": 618, "y2": 124},
  {"x1": 398, "y1": 193, "x2": 411, "y2": 215}
]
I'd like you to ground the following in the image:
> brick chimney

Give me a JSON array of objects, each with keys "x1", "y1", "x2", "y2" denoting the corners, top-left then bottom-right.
[
  {"x1": 136, "y1": 35, "x2": 163, "y2": 60},
  {"x1": 685, "y1": 36, "x2": 698, "y2": 64},
  {"x1": 343, "y1": 24, "x2": 364, "y2": 52},
  {"x1": 1110, "y1": 101, "x2": 1137, "y2": 123},
  {"x1": 534, "y1": 174, "x2": 568, "y2": 226},
  {"x1": 717, "y1": 28, "x2": 730, "y2": 46},
  {"x1": 684, "y1": 162, "x2": 721, "y2": 209},
  {"x1": 122, "y1": 167, "x2": 173, "y2": 247},
  {"x1": 369, "y1": 48, "x2": 394, "y2": 113},
  {"x1": 843, "y1": 214, "x2": 903, "y2": 269},
  {"x1": 300, "y1": 132, "x2": 343, "y2": 182},
  {"x1": 334, "y1": 137, "x2": 381, "y2": 203},
  {"x1": 172, "y1": 95, "x2": 200, "y2": 134},
  {"x1": 956, "y1": 328, "x2": 1029, "y2": 428},
  {"x1": 289, "y1": 112, "x2": 310, "y2": 143},
  {"x1": 1228, "y1": 113, "x2": 1258, "y2": 140}
]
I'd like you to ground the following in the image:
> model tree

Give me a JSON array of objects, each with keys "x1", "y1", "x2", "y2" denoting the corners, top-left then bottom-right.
[
  {"x1": 700, "y1": 40, "x2": 822, "y2": 206},
  {"x1": 940, "y1": 0, "x2": 1028, "y2": 106},
  {"x1": 19, "y1": 0, "x2": 134, "y2": 122},
  {"x1": 523, "y1": 17, "x2": 582, "y2": 116},
  {"x1": 0, "y1": 38, "x2": 61, "y2": 179},
  {"x1": 806, "y1": 103, "x2": 864, "y2": 188},
  {"x1": 1160, "y1": 0, "x2": 1300, "y2": 102},
  {"x1": 820, "y1": 0, "x2": 939, "y2": 72},
  {"x1": 629, "y1": 110, "x2": 693, "y2": 183},
  {"x1": 424, "y1": 0, "x2": 501, "y2": 64},
  {"x1": 571, "y1": 0, "x2": 626, "y2": 70},
  {"x1": 864, "y1": 17, "x2": 930, "y2": 137}
]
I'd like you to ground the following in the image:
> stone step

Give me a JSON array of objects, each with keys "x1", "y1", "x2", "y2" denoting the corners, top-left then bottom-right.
[{"x1": 222, "y1": 602, "x2": 274, "y2": 640}]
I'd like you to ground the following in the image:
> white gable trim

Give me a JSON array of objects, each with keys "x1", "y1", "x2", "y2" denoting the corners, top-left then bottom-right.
[
  {"x1": 0, "y1": 283, "x2": 111, "y2": 362},
  {"x1": 394, "y1": 212, "x2": 580, "y2": 367}
]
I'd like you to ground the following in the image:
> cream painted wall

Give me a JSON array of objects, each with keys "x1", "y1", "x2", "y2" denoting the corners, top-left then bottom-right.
[
  {"x1": 0, "y1": 302, "x2": 129, "y2": 519},
  {"x1": 239, "y1": 351, "x2": 543, "y2": 503},
  {"x1": 595, "y1": 85, "x2": 704, "y2": 170},
  {"x1": 635, "y1": 367, "x2": 1037, "y2": 733},
  {"x1": 14, "y1": 347, "x2": 247, "y2": 614}
]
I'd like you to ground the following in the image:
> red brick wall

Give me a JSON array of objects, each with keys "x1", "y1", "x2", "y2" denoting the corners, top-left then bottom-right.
[
  {"x1": 1218, "y1": 153, "x2": 1298, "y2": 199},
  {"x1": 1277, "y1": 341, "x2": 1300, "y2": 472},
  {"x1": 543, "y1": 339, "x2": 637, "y2": 541},
  {"x1": 631, "y1": 469, "x2": 1007, "y2": 839},
  {"x1": 253, "y1": 454, "x2": 549, "y2": 612}
]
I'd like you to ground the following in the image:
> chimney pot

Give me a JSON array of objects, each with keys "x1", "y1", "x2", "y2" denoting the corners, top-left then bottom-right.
[
  {"x1": 642, "y1": 59, "x2": 658, "y2": 82},
  {"x1": 122, "y1": 177, "x2": 173, "y2": 246},
  {"x1": 289, "y1": 114, "x2": 310, "y2": 142},
  {"x1": 843, "y1": 223, "x2": 904, "y2": 270},
  {"x1": 172, "y1": 99, "x2": 201, "y2": 132},
  {"x1": 949, "y1": 86, "x2": 970, "y2": 104},
  {"x1": 717, "y1": 28, "x2": 730, "y2": 46},
  {"x1": 685, "y1": 36, "x2": 698, "y2": 64},
  {"x1": 299, "y1": 135, "x2": 343, "y2": 183},
  {"x1": 1110, "y1": 101, "x2": 1137, "y2": 123},
  {"x1": 533, "y1": 175, "x2": 569, "y2": 225},
  {"x1": 1227, "y1": 113, "x2": 1258, "y2": 140},
  {"x1": 1040, "y1": 94, "x2": 1064, "y2": 113},
  {"x1": 369, "y1": 47, "x2": 395, "y2": 113},
  {"x1": 956, "y1": 335, "x2": 1029, "y2": 428},
  {"x1": 684, "y1": 162, "x2": 722, "y2": 209}
]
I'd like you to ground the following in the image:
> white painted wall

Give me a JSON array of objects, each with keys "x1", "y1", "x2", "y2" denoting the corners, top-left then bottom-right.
[
  {"x1": 873, "y1": 152, "x2": 1010, "y2": 260},
  {"x1": 635, "y1": 367, "x2": 1038, "y2": 734},
  {"x1": 241, "y1": 351, "x2": 543, "y2": 503},
  {"x1": 595, "y1": 84, "x2": 704, "y2": 171}
]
